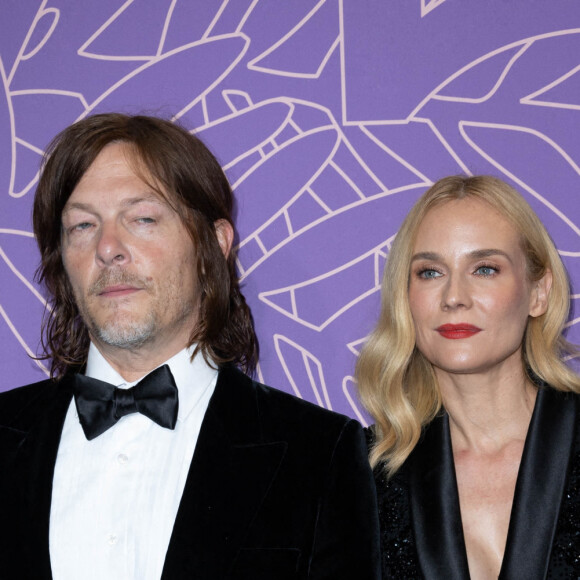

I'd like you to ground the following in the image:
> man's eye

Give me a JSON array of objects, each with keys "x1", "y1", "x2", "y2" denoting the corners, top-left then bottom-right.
[{"x1": 70, "y1": 222, "x2": 92, "y2": 232}]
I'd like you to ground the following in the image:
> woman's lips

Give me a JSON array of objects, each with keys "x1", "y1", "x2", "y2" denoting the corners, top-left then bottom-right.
[{"x1": 436, "y1": 323, "x2": 481, "y2": 339}]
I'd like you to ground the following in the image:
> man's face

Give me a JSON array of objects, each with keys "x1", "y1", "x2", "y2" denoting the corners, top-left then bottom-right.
[{"x1": 61, "y1": 142, "x2": 200, "y2": 359}]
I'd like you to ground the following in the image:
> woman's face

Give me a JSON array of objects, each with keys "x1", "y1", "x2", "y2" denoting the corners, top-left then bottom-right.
[{"x1": 408, "y1": 197, "x2": 550, "y2": 378}]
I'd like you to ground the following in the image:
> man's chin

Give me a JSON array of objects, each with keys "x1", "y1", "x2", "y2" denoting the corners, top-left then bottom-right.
[{"x1": 89, "y1": 318, "x2": 156, "y2": 350}]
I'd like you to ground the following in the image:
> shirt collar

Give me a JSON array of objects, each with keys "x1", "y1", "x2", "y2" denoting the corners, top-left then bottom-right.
[{"x1": 84, "y1": 342, "x2": 218, "y2": 422}]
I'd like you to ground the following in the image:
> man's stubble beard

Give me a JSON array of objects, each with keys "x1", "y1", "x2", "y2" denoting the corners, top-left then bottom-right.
[
  {"x1": 90, "y1": 308, "x2": 157, "y2": 350},
  {"x1": 75, "y1": 268, "x2": 195, "y2": 351}
]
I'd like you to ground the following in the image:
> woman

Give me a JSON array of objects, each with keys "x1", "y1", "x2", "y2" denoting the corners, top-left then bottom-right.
[{"x1": 357, "y1": 175, "x2": 580, "y2": 579}]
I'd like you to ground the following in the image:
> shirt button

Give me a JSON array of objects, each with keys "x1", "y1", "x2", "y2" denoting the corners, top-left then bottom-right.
[
  {"x1": 117, "y1": 453, "x2": 129, "y2": 465},
  {"x1": 108, "y1": 534, "x2": 118, "y2": 545}
]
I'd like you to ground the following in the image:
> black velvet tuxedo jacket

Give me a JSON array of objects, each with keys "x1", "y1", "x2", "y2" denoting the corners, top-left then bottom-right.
[
  {"x1": 0, "y1": 364, "x2": 380, "y2": 579},
  {"x1": 372, "y1": 387, "x2": 580, "y2": 580}
]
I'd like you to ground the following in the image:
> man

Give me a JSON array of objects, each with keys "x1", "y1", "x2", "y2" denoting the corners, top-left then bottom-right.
[{"x1": 0, "y1": 114, "x2": 380, "y2": 579}]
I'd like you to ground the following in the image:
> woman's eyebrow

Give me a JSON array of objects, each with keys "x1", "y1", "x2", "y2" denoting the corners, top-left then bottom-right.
[
  {"x1": 411, "y1": 249, "x2": 510, "y2": 262},
  {"x1": 411, "y1": 251, "x2": 440, "y2": 262},
  {"x1": 469, "y1": 248, "x2": 509, "y2": 260}
]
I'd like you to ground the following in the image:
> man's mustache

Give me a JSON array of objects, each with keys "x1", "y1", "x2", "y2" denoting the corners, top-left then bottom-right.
[{"x1": 88, "y1": 269, "x2": 149, "y2": 296}]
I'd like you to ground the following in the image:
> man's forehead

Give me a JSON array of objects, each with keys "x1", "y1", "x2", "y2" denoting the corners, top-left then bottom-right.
[
  {"x1": 61, "y1": 142, "x2": 177, "y2": 212},
  {"x1": 82, "y1": 141, "x2": 146, "y2": 179}
]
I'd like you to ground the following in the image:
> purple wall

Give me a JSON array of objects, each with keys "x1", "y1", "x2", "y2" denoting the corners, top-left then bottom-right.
[{"x1": 2, "y1": 0, "x2": 579, "y2": 423}]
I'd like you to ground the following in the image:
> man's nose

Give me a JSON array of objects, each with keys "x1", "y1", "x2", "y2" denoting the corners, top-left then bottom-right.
[{"x1": 95, "y1": 222, "x2": 130, "y2": 267}]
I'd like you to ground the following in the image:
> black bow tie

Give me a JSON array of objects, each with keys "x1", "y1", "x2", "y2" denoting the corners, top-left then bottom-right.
[{"x1": 73, "y1": 365, "x2": 179, "y2": 441}]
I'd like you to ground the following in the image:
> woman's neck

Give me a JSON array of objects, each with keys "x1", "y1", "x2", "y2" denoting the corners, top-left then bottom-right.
[{"x1": 437, "y1": 364, "x2": 537, "y2": 454}]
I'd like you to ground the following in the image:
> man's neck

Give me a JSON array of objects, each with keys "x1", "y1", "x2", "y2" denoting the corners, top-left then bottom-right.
[{"x1": 90, "y1": 339, "x2": 190, "y2": 383}]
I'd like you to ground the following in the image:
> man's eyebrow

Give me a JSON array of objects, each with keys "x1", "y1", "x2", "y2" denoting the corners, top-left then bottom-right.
[
  {"x1": 411, "y1": 249, "x2": 510, "y2": 262},
  {"x1": 122, "y1": 194, "x2": 166, "y2": 207},
  {"x1": 62, "y1": 194, "x2": 165, "y2": 214},
  {"x1": 61, "y1": 201, "x2": 91, "y2": 215}
]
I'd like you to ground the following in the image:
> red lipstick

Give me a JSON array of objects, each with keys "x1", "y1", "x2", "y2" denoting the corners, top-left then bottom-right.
[{"x1": 436, "y1": 324, "x2": 481, "y2": 339}]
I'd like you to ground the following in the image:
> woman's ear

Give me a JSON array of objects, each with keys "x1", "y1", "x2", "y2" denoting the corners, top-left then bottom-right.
[
  {"x1": 214, "y1": 219, "x2": 234, "y2": 258},
  {"x1": 529, "y1": 269, "x2": 552, "y2": 318}
]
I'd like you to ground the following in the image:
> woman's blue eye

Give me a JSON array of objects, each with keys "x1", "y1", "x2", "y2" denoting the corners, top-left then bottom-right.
[
  {"x1": 419, "y1": 269, "x2": 441, "y2": 279},
  {"x1": 475, "y1": 266, "x2": 497, "y2": 276}
]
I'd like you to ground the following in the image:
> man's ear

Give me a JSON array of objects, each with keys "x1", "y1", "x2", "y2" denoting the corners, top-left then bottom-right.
[
  {"x1": 214, "y1": 219, "x2": 234, "y2": 258},
  {"x1": 529, "y1": 269, "x2": 553, "y2": 318}
]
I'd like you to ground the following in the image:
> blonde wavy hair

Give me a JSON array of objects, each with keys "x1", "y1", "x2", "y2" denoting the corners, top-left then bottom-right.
[{"x1": 357, "y1": 175, "x2": 580, "y2": 477}]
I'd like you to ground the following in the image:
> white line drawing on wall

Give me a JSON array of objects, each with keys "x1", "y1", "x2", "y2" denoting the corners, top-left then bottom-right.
[{"x1": 2, "y1": 1, "x2": 579, "y2": 412}]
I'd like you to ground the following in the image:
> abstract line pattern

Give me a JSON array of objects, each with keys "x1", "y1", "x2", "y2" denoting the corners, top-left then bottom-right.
[{"x1": 1, "y1": 0, "x2": 578, "y2": 423}]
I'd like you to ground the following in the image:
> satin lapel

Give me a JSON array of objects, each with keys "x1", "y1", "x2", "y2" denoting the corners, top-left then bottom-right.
[
  {"x1": 4, "y1": 376, "x2": 74, "y2": 578},
  {"x1": 162, "y1": 366, "x2": 287, "y2": 580},
  {"x1": 409, "y1": 413, "x2": 470, "y2": 580},
  {"x1": 499, "y1": 388, "x2": 577, "y2": 580}
]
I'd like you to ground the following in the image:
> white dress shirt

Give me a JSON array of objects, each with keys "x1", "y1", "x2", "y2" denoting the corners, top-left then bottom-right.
[{"x1": 49, "y1": 343, "x2": 218, "y2": 580}]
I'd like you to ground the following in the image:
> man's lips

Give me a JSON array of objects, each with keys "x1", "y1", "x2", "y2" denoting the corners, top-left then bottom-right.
[
  {"x1": 97, "y1": 285, "x2": 141, "y2": 298},
  {"x1": 435, "y1": 324, "x2": 481, "y2": 339}
]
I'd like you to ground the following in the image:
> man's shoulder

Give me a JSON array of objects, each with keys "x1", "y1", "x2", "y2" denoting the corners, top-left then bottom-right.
[
  {"x1": 0, "y1": 378, "x2": 57, "y2": 405},
  {"x1": 214, "y1": 365, "x2": 368, "y2": 485},
  {"x1": 0, "y1": 377, "x2": 64, "y2": 427},
  {"x1": 216, "y1": 364, "x2": 360, "y2": 437}
]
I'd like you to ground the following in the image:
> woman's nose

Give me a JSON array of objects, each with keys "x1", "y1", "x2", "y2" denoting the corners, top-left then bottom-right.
[{"x1": 440, "y1": 274, "x2": 471, "y2": 310}]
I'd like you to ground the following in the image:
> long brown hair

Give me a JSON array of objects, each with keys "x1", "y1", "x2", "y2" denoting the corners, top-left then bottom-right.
[
  {"x1": 357, "y1": 175, "x2": 580, "y2": 477},
  {"x1": 34, "y1": 113, "x2": 258, "y2": 377}
]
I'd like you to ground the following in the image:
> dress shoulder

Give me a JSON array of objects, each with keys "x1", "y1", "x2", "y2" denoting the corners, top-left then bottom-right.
[
  {"x1": 367, "y1": 425, "x2": 421, "y2": 579},
  {"x1": 547, "y1": 406, "x2": 580, "y2": 577}
]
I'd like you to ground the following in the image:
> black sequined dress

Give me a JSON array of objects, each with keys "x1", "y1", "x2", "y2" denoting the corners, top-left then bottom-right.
[{"x1": 369, "y1": 388, "x2": 580, "y2": 579}]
